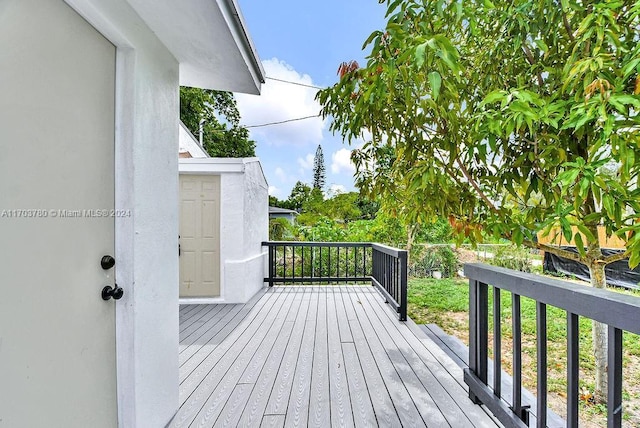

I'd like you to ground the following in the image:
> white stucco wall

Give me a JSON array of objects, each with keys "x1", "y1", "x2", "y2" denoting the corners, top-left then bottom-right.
[
  {"x1": 179, "y1": 122, "x2": 208, "y2": 158},
  {"x1": 64, "y1": 1, "x2": 180, "y2": 426},
  {"x1": 226, "y1": 159, "x2": 269, "y2": 302},
  {"x1": 179, "y1": 158, "x2": 269, "y2": 304}
]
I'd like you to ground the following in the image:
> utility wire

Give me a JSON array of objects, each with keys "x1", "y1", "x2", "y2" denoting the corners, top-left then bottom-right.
[
  {"x1": 265, "y1": 76, "x2": 326, "y2": 90},
  {"x1": 242, "y1": 76, "x2": 328, "y2": 128},
  {"x1": 245, "y1": 114, "x2": 321, "y2": 128}
]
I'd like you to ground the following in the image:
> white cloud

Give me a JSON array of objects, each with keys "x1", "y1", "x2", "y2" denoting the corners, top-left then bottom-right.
[
  {"x1": 268, "y1": 185, "x2": 281, "y2": 198},
  {"x1": 326, "y1": 184, "x2": 347, "y2": 198},
  {"x1": 331, "y1": 148, "x2": 356, "y2": 175},
  {"x1": 236, "y1": 58, "x2": 325, "y2": 147},
  {"x1": 274, "y1": 167, "x2": 286, "y2": 182},
  {"x1": 297, "y1": 153, "x2": 314, "y2": 170}
]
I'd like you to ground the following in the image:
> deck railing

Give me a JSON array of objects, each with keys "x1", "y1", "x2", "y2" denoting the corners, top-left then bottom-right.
[
  {"x1": 464, "y1": 263, "x2": 640, "y2": 428},
  {"x1": 262, "y1": 241, "x2": 407, "y2": 321}
]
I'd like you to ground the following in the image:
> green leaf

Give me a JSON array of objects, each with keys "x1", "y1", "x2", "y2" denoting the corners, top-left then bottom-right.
[
  {"x1": 576, "y1": 224, "x2": 596, "y2": 242},
  {"x1": 481, "y1": 90, "x2": 506, "y2": 105},
  {"x1": 534, "y1": 39, "x2": 549, "y2": 52},
  {"x1": 560, "y1": 217, "x2": 572, "y2": 243},
  {"x1": 513, "y1": 228, "x2": 524, "y2": 246},
  {"x1": 428, "y1": 71, "x2": 442, "y2": 101},
  {"x1": 622, "y1": 58, "x2": 640, "y2": 79},
  {"x1": 415, "y1": 42, "x2": 427, "y2": 68},
  {"x1": 574, "y1": 233, "x2": 586, "y2": 257}
]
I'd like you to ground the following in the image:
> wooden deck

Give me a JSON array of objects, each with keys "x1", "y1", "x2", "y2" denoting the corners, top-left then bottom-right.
[{"x1": 171, "y1": 286, "x2": 501, "y2": 427}]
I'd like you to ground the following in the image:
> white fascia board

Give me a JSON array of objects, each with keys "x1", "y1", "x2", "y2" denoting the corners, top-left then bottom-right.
[
  {"x1": 126, "y1": 0, "x2": 264, "y2": 94},
  {"x1": 179, "y1": 158, "x2": 246, "y2": 174}
]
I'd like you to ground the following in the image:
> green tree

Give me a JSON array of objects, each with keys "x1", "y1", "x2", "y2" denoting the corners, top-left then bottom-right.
[
  {"x1": 317, "y1": 0, "x2": 640, "y2": 399},
  {"x1": 268, "y1": 195, "x2": 281, "y2": 207},
  {"x1": 180, "y1": 87, "x2": 255, "y2": 157},
  {"x1": 298, "y1": 188, "x2": 326, "y2": 225},
  {"x1": 312, "y1": 144, "x2": 326, "y2": 190},
  {"x1": 284, "y1": 181, "x2": 313, "y2": 211},
  {"x1": 324, "y1": 192, "x2": 362, "y2": 223}
]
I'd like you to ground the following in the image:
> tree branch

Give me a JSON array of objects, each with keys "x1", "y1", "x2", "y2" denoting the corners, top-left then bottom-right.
[
  {"x1": 522, "y1": 239, "x2": 585, "y2": 263},
  {"x1": 522, "y1": 44, "x2": 544, "y2": 88},
  {"x1": 455, "y1": 158, "x2": 501, "y2": 215},
  {"x1": 598, "y1": 250, "x2": 630, "y2": 265},
  {"x1": 562, "y1": 10, "x2": 575, "y2": 42}
]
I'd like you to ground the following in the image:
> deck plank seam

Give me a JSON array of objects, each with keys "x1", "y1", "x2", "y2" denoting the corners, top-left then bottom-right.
[
  {"x1": 283, "y1": 286, "x2": 319, "y2": 427},
  {"x1": 264, "y1": 287, "x2": 315, "y2": 416},
  {"x1": 346, "y1": 287, "x2": 428, "y2": 427},
  {"x1": 342, "y1": 286, "x2": 402, "y2": 426},
  {"x1": 174, "y1": 289, "x2": 286, "y2": 426},
  {"x1": 364, "y1": 286, "x2": 498, "y2": 427},
  {"x1": 238, "y1": 287, "x2": 312, "y2": 426},
  {"x1": 179, "y1": 305, "x2": 235, "y2": 354},
  {"x1": 356, "y1": 286, "x2": 462, "y2": 428},
  {"x1": 196, "y1": 289, "x2": 301, "y2": 427}
]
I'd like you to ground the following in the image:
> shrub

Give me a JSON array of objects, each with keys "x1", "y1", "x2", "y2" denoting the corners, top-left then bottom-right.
[
  {"x1": 409, "y1": 245, "x2": 459, "y2": 278},
  {"x1": 269, "y1": 218, "x2": 293, "y2": 241},
  {"x1": 486, "y1": 245, "x2": 533, "y2": 273}
]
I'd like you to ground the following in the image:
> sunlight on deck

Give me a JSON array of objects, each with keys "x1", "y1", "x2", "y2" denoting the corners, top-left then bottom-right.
[{"x1": 172, "y1": 285, "x2": 500, "y2": 428}]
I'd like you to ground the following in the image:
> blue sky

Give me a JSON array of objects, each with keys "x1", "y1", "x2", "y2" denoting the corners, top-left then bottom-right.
[{"x1": 235, "y1": 0, "x2": 387, "y2": 200}]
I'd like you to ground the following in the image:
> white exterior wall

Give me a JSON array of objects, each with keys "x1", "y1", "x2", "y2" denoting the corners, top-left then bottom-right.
[
  {"x1": 179, "y1": 122, "x2": 209, "y2": 158},
  {"x1": 225, "y1": 159, "x2": 269, "y2": 302},
  {"x1": 180, "y1": 158, "x2": 268, "y2": 304},
  {"x1": 64, "y1": 1, "x2": 179, "y2": 426}
]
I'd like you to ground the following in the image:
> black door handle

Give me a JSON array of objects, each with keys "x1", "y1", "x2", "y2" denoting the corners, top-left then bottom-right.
[
  {"x1": 101, "y1": 255, "x2": 115, "y2": 270},
  {"x1": 102, "y1": 284, "x2": 124, "y2": 301}
]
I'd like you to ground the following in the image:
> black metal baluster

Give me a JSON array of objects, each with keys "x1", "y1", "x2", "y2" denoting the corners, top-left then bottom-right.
[
  {"x1": 537, "y1": 302, "x2": 547, "y2": 428},
  {"x1": 399, "y1": 251, "x2": 407, "y2": 321},
  {"x1": 469, "y1": 279, "x2": 480, "y2": 404},
  {"x1": 292, "y1": 245, "x2": 296, "y2": 282},
  {"x1": 493, "y1": 286, "x2": 502, "y2": 398},
  {"x1": 268, "y1": 244, "x2": 274, "y2": 287},
  {"x1": 608, "y1": 326, "x2": 623, "y2": 428},
  {"x1": 567, "y1": 312, "x2": 579, "y2": 428},
  {"x1": 478, "y1": 282, "x2": 489, "y2": 387},
  {"x1": 512, "y1": 294, "x2": 528, "y2": 424}
]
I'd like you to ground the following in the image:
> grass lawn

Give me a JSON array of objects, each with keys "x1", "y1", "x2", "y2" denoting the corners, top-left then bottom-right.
[{"x1": 408, "y1": 277, "x2": 640, "y2": 427}]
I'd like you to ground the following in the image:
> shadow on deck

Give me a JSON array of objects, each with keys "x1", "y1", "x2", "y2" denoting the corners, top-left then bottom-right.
[{"x1": 171, "y1": 285, "x2": 501, "y2": 427}]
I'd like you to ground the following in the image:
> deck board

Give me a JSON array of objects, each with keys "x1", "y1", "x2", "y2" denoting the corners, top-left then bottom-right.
[
  {"x1": 179, "y1": 304, "x2": 225, "y2": 342},
  {"x1": 264, "y1": 288, "x2": 311, "y2": 416},
  {"x1": 326, "y1": 289, "x2": 355, "y2": 427},
  {"x1": 354, "y1": 286, "x2": 468, "y2": 427},
  {"x1": 344, "y1": 288, "x2": 423, "y2": 427},
  {"x1": 364, "y1": 286, "x2": 503, "y2": 428},
  {"x1": 308, "y1": 288, "x2": 330, "y2": 428},
  {"x1": 174, "y1": 286, "x2": 501, "y2": 428},
  {"x1": 283, "y1": 287, "x2": 319, "y2": 427},
  {"x1": 190, "y1": 291, "x2": 297, "y2": 427}
]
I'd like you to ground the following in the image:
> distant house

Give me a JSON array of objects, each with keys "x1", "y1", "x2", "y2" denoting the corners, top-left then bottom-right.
[{"x1": 269, "y1": 206, "x2": 299, "y2": 223}]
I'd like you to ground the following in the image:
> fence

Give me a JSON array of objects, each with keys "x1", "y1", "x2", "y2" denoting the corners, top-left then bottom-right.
[
  {"x1": 262, "y1": 241, "x2": 407, "y2": 321},
  {"x1": 464, "y1": 263, "x2": 640, "y2": 428}
]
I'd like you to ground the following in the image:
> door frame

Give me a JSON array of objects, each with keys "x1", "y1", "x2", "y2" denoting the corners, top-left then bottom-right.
[{"x1": 63, "y1": 1, "x2": 137, "y2": 425}]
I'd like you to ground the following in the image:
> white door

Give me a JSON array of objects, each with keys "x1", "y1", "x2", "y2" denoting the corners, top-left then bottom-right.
[
  {"x1": 0, "y1": 1, "x2": 117, "y2": 426},
  {"x1": 179, "y1": 175, "x2": 221, "y2": 297}
]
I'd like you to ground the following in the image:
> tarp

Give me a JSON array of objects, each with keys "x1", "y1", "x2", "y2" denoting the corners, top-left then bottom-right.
[{"x1": 543, "y1": 247, "x2": 640, "y2": 290}]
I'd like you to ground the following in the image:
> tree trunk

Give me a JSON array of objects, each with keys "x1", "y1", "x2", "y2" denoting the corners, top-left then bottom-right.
[
  {"x1": 406, "y1": 224, "x2": 418, "y2": 260},
  {"x1": 589, "y1": 262, "x2": 608, "y2": 402}
]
